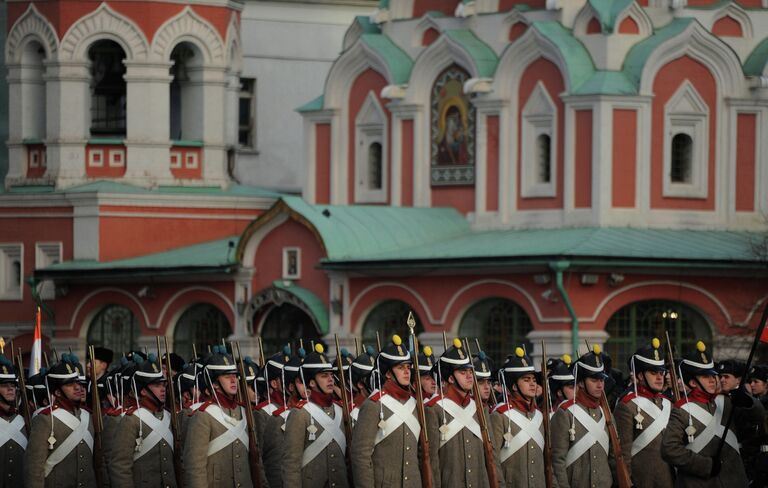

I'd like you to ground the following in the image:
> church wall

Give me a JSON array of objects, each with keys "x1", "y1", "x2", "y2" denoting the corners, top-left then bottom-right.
[
  {"x1": 735, "y1": 113, "x2": 756, "y2": 212},
  {"x1": 412, "y1": 0, "x2": 460, "y2": 17},
  {"x1": 315, "y1": 123, "x2": 332, "y2": 205},
  {"x1": 401, "y1": 119, "x2": 414, "y2": 207},
  {"x1": 612, "y1": 109, "x2": 638, "y2": 209},
  {"x1": 573, "y1": 109, "x2": 592, "y2": 209},
  {"x1": 431, "y1": 186, "x2": 475, "y2": 214},
  {"x1": 486, "y1": 115, "x2": 500, "y2": 213}
]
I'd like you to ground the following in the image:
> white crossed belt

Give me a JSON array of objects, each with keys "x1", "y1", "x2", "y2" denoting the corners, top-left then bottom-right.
[
  {"x1": 206, "y1": 405, "x2": 249, "y2": 456},
  {"x1": 630, "y1": 396, "x2": 671, "y2": 456},
  {"x1": 302, "y1": 403, "x2": 345, "y2": 467},
  {"x1": 565, "y1": 405, "x2": 608, "y2": 467},
  {"x1": 685, "y1": 395, "x2": 739, "y2": 454},
  {"x1": 375, "y1": 396, "x2": 420, "y2": 445},
  {"x1": 45, "y1": 409, "x2": 93, "y2": 478},
  {"x1": 133, "y1": 408, "x2": 174, "y2": 460},
  {"x1": 499, "y1": 408, "x2": 544, "y2": 462},
  {"x1": 0, "y1": 415, "x2": 27, "y2": 450},
  {"x1": 437, "y1": 398, "x2": 481, "y2": 448}
]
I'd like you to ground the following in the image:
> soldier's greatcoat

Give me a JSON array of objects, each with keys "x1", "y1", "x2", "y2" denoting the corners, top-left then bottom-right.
[
  {"x1": 550, "y1": 391, "x2": 615, "y2": 488},
  {"x1": 490, "y1": 397, "x2": 546, "y2": 488},
  {"x1": 282, "y1": 390, "x2": 349, "y2": 488},
  {"x1": 109, "y1": 402, "x2": 177, "y2": 488},
  {"x1": 350, "y1": 380, "x2": 422, "y2": 487},
  {"x1": 661, "y1": 390, "x2": 748, "y2": 488},
  {"x1": 425, "y1": 385, "x2": 501, "y2": 488},
  {"x1": 182, "y1": 395, "x2": 253, "y2": 488},
  {"x1": 25, "y1": 400, "x2": 98, "y2": 488},
  {"x1": 614, "y1": 387, "x2": 675, "y2": 488},
  {"x1": 260, "y1": 401, "x2": 291, "y2": 488},
  {"x1": 0, "y1": 409, "x2": 26, "y2": 487}
]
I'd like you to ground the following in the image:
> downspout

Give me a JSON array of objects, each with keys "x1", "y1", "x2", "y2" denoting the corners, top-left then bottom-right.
[{"x1": 549, "y1": 261, "x2": 578, "y2": 356}]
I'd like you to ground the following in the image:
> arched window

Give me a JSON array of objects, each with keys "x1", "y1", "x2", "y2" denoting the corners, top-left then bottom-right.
[
  {"x1": 259, "y1": 303, "x2": 321, "y2": 356},
  {"x1": 21, "y1": 40, "x2": 46, "y2": 140},
  {"x1": 604, "y1": 300, "x2": 711, "y2": 370},
  {"x1": 458, "y1": 298, "x2": 533, "y2": 365},
  {"x1": 670, "y1": 133, "x2": 692, "y2": 183},
  {"x1": 521, "y1": 81, "x2": 556, "y2": 197},
  {"x1": 368, "y1": 142, "x2": 383, "y2": 190},
  {"x1": 536, "y1": 134, "x2": 551, "y2": 183},
  {"x1": 88, "y1": 305, "x2": 140, "y2": 363},
  {"x1": 362, "y1": 300, "x2": 424, "y2": 349},
  {"x1": 173, "y1": 303, "x2": 231, "y2": 361},
  {"x1": 169, "y1": 42, "x2": 204, "y2": 141},
  {"x1": 89, "y1": 40, "x2": 127, "y2": 137},
  {"x1": 355, "y1": 92, "x2": 387, "y2": 203}
]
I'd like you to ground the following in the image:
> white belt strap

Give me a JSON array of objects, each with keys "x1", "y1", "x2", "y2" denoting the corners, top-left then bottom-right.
[
  {"x1": 45, "y1": 410, "x2": 93, "y2": 477},
  {"x1": 565, "y1": 405, "x2": 608, "y2": 467},
  {"x1": 133, "y1": 409, "x2": 174, "y2": 460},
  {"x1": 302, "y1": 403, "x2": 345, "y2": 467},
  {"x1": 686, "y1": 396, "x2": 739, "y2": 454},
  {"x1": 438, "y1": 399, "x2": 481, "y2": 448},
  {"x1": 500, "y1": 409, "x2": 544, "y2": 462},
  {"x1": 206, "y1": 406, "x2": 248, "y2": 456},
  {"x1": 0, "y1": 415, "x2": 27, "y2": 450},
  {"x1": 375, "y1": 396, "x2": 420, "y2": 446},
  {"x1": 630, "y1": 397, "x2": 671, "y2": 456}
]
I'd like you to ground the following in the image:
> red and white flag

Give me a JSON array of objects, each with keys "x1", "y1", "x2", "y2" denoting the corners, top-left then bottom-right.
[{"x1": 29, "y1": 307, "x2": 42, "y2": 375}]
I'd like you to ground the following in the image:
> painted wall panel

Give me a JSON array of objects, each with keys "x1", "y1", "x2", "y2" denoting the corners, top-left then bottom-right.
[
  {"x1": 612, "y1": 109, "x2": 637, "y2": 208},
  {"x1": 574, "y1": 109, "x2": 592, "y2": 209},
  {"x1": 486, "y1": 115, "x2": 500, "y2": 212},
  {"x1": 736, "y1": 113, "x2": 756, "y2": 212}
]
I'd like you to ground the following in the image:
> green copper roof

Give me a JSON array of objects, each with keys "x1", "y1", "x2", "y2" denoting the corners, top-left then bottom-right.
[
  {"x1": 378, "y1": 0, "x2": 389, "y2": 9},
  {"x1": 623, "y1": 18, "x2": 694, "y2": 89},
  {"x1": 297, "y1": 95, "x2": 325, "y2": 113},
  {"x1": 443, "y1": 30, "x2": 498, "y2": 78},
  {"x1": 352, "y1": 15, "x2": 380, "y2": 35},
  {"x1": 744, "y1": 37, "x2": 768, "y2": 76},
  {"x1": 572, "y1": 71, "x2": 637, "y2": 95},
  {"x1": 531, "y1": 21, "x2": 595, "y2": 92},
  {"x1": 272, "y1": 280, "x2": 329, "y2": 334},
  {"x1": 588, "y1": 0, "x2": 633, "y2": 33},
  {"x1": 360, "y1": 33, "x2": 413, "y2": 84}
]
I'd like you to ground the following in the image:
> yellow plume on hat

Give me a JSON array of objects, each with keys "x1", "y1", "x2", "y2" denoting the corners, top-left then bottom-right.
[
  {"x1": 562, "y1": 354, "x2": 572, "y2": 365},
  {"x1": 392, "y1": 335, "x2": 402, "y2": 346},
  {"x1": 652, "y1": 338, "x2": 661, "y2": 349},
  {"x1": 423, "y1": 346, "x2": 433, "y2": 357},
  {"x1": 592, "y1": 344, "x2": 601, "y2": 355},
  {"x1": 453, "y1": 338, "x2": 462, "y2": 348},
  {"x1": 315, "y1": 343, "x2": 324, "y2": 354},
  {"x1": 515, "y1": 347, "x2": 525, "y2": 358},
  {"x1": 696, "y1": 341, "x2": 706, "y2": 353}
]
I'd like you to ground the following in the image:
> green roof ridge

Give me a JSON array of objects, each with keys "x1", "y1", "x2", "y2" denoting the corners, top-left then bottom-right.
[
  {"x1": 531, "y1": 21, "x2": 595, "y2": 92},
  {"x1": 360, "y1": 33, "x2": 414, "y2": 84},
  {"x1": 353, "y1": 16, "x2": 380, "y2": 35},
  {"x1": 588, "y1": 0, "x2": 633, "y2": 33},
  {"x1": 573, "y1": 71, "x2": 636, "y2": 95},
  {"x1": 296, "y1": 95, "x2": 324, "y2": 113},
  {"x1": 622, "y1": 18, "x2": 694, "y2": 89},
  {"x1": 272, "y1": 280, "x2": 329, "y2": 334},
  {"x1": 744, "y1": 37, "x2": 768, "y2": 76},
  {"x1": 443, "y1": 29, "x2": 498, "y2": 78}
]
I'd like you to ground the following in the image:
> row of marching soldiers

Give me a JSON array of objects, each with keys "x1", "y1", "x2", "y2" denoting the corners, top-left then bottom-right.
[{"x1": 1, "y1": 334, "x2": 768, "y2": 488}]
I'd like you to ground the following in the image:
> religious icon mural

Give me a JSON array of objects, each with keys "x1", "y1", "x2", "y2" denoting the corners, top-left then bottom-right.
[{"x1": 431, "y1": 64, "x2": 475, "y2": 185}]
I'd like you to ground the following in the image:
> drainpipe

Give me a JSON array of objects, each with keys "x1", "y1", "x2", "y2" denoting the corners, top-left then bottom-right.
[{"x1": 549, "y1": 261, "x2": 578, "y2": 356}]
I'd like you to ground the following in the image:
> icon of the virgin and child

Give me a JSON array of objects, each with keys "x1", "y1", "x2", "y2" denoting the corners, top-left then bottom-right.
[{"x1": 435, "y1": 77, "x2": 472, "y2": 166}]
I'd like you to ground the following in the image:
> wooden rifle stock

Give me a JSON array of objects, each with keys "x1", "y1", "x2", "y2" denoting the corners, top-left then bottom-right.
[
  {"x1": 161, "y1": 337, "x2": 184, "y2": 488},
  {"x1": 88, "y1": 345, "x2": 105, "y2": 487},
  {"x1": 14, "y1": 347, "x2": 32, "y2": 435},
  {"x1": 540, "y1": 342, "x2": 554, "y2": 488},
  {"x1": 664, "y1": 331, "x2": 681, "y2": 403},
  {"x1": 235, "y1": 342, "x2": 263, "y2": 488},
  {"x1": 334, "y1": 335, "x2": 355, "y2": 487},
  {"x1": 464, "y1": 338, "x2": 499, "y2": 488},
  {"x1": 407, "y1": 313, "x2": 433, "y2": 488}
]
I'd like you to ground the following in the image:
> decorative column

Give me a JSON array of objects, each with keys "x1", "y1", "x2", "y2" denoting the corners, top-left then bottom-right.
[{"x1": 194, "y1": 65, "x2": 229, "y2": 186}]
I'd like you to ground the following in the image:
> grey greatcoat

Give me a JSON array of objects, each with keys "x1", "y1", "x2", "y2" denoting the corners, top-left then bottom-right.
[
  {"x1": 0, "y1": 411, "x2": 26, "y2": 487},
  {"x1": 490, "y1": 402, "x2": 546, "y2": 488},
  {"x1": 259, "y1": 405, "x2": 289, "y2": 488},
  {"x1": 613, "y1": 392, "x2": 675, "y2": 488}
]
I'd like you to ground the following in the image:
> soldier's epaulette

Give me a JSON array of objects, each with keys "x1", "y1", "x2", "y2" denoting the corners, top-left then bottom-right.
[
  {"x1": 425, "y1": 394, "x2": 443, "y2": 407},
  {"x1": 369, "y1": 391, "x2": 386, "y2": 402},
  {"x1": 294, "y1": 400, "x2": 308, "y2": 409},
  {"x1": 560, "y1": 399, "x2": 576, "y2": 410},
  {"x1": 255, "y1": 400, "x2": 271, "y2": 411},
  {"x1": 124, "y1": 406, "x2": 139, "y2": 416},
  {"x1": 37, "y1": 405, "x2": 56, "y2": 416},
  {"x1": 197, "y1": 401, "x2": 216, "y2": 413},
  {"x1": 621, "y1": 392, "x2": 638, "y2": 404},
  {"x1": 493, "y1": 402, "x2": 511, "y2": 414},
  {"x1": 273, "y1": 405, "x2": 289, "y2": 417},
  {"x1": 674, "y1": 398, "x2": 690, "y2": 408}
]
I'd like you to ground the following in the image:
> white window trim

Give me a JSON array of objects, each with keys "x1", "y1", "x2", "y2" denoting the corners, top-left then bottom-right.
[
  {"x1": 185, "y1": 152, "x2": 199, "y2": 169},
  {"x1": 88, "y1": 149, "x2": 104, "y2": 167},
  {"x1": 0, "y1": 243, "x2": 24, "y2": 301},
  {"x1": 238, "y1": 78, "x2": 257, "y2": 149},
  {"x1": 663, "y1": 80, "x2": 709, "y2": 199},
  {"x1": 282, "y1": 247, "x2": 301, "y2": 280},
  {"x1": 354, "y1": 92, "x2": 388, "y2": 204},
  {"x1": 108, "y1": 149, "x2": 125, "y2": 168},
  {"x1": 35, "y1": 242, "x2": 62, "y2": 300},
  {"x1": 170, "y1": 151, "x2": 182, "y2": 169},
  {"x1": 521, "y1": 81, "x2": 557, "y2": 198}
]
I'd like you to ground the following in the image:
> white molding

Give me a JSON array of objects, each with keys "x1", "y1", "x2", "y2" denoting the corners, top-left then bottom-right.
[
  {"x1": 710, "y1": 2, "x2": 753, "y2": 39},
  {"x1": 239, "y1": 213, "x2": 289, "y2": 268},
  {"x1": 59, "y1": 3, "x2": 150, "y2": 62},
  {"x1": 411, "y1": 15, "x2": 442, "y2": 47},
  {"x1": 614, "y1": 2, "x2": 653, "y2": 37},
  {"x1": 354, "y1": 92, "x2": 388, "y2": 203},
  {"x1": 35, "y1": 241, "x2": 62, "y2": 300},
  {"x1": 0, "y1": 243, "x2": 24, "y2": 301},
  {"x1": 5, "y1": 4, "x2": 59, "y2": 63},
  {"x1": 498, "y1": 10, "x2": 530, "y2": 43},
  {"x1": 69, "y1": 288, "x2": 150, "y2": 332},
  {"x1": 349, "y1": 281, "x2": 436, "y2": 330},
  {"x1": 158, "y1": 286, "x2": 235, "y2": 335},
  {"x1": 520, "y1": 81, "x2": 557, "y2": 198},
  {"x1": 282, "y1": 247, "x2": 302, "y2": 279},
  {"x1": 151, "y1": 6, "x2": 226, "y2": 64}
]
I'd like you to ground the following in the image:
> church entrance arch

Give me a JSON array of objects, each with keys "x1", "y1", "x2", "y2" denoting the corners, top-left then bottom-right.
[
  {"x1": 251, "y1": 283, "x2": 326, "y2": 355},
  {"x1": 173, "y1": 303, "x2": 231, "y2": 361}
]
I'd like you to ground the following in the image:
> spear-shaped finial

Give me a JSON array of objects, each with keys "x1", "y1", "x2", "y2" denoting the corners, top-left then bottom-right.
[{"x1": 406, "y1": 311, "x2": 416, "y2": 332}]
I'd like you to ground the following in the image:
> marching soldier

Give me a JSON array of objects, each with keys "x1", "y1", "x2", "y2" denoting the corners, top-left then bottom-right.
[
  {"x1": 27, "y1": 371, "x2": 51, "y2": 416},
  {"x1": 551, "y1": 345, "x2": 614, "y2": 488},
  {"x1": 491, "y1": 347, "x2": 545, "y2": 488},
  {"x1": 351, "y1": 335, "x2": 422, "y2": 486},
  {"x1": 86, "y1": 346, "x2": 112, "y2": 409},
  {"x1": 413, "y1": 345, "x2": 437, "y2": 401},
  {"x1": 614, "y1": 338, "x2": 674, "y2": 488},
  {"x1": 282, "y1": 344, "x2": 349, "y2": 487},
  {"x1": 183, "y1": 345, "x2": 262, "y2": 488},
  {"x1": 547, "y1": 355, "x2": 575, "y2": 411},
  {"x1": 0, "y1": 353, "x2": 25, "y2": 487},
  {"x1": 109, "y1": 353, "x2": 177, "y2": 488},
  {"x1": 425, "y1": 338, "x2": 501, "y2": 487},
  {"x1": 661, "y1": 340, "x2": 752, "y2": 487},
  {"x1": 747, "y1": 365, "x2": 768, "y2": 409},
  {"x1": 350, "y1": 346, "x2": 377, "y2": 421},
  {"x1": 26, "y1": 353, "x2": 97, "y2": 488}
]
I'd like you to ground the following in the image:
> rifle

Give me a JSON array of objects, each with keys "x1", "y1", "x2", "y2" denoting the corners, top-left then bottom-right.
[
  {"x1": 376, "y1": 332, "x2": 382, "y2": 352},
  {"x1": 88, "y1": 345, "x2": 106, "y2": 487},
  {"x1": 664, "y1": 331, "x2": 681, "y2": 402},
  {"x1": 334, "y1": 335, "x2": 355, "y2": 487},
  {"x1": 540, "y1": 342, "x2": 554, "y2": 488},
  {"x1": 407, "y1": 312, "x2": 433, "y2": 488},
  {"x1": 15, "y1": 347, "x2": 31, "y2": 435},
  {"x1": 161, "y1": 337, "x2": 184, "y2": 487},
  {"x1": 235, "y1": 342, "x2": 263, "y2": 488},
  {"x1": 464, "y1": 338, "x2": 499, "y2": 488}
]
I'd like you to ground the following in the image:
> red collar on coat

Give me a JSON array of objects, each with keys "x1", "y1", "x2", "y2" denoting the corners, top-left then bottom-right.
[{"x1": 445, "y1": 384, "x2": 471, "y2": 407}]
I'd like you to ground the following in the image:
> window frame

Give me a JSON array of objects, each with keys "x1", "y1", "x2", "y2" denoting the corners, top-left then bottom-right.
[
  {"x1": 521, "y1": 81, "x2": 557, "y2": 198},
  {"x1": 35, "y1": 242, "x2": 62, "y2": 300},
  {"x1": 354, "y1": 92, "x2": 388, "y2": 203},
  {"x1": 238, "y1": 78, "x2": 257, "y2": 150},
  {"x1": 0, "y1": 243, "x2": 24, "y2": 301},
  {"x1": 663, "y1": 81, "x2": 709, "y2": 199},
  {"x1": 282, "y1": 247, "x2": 301, "y2": 280}
]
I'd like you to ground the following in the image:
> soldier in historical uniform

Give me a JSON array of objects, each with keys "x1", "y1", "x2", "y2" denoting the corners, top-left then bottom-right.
[
  {"x1": 282, "y1": 344, "x2": 349, "y2": 487},
  {"x1": 613, "y1": 338, "x2": 674, "y2": 488},
  {"x1": 551, "y1": 345, "x2": 615, "y2": 488},
  {"x1": 425, "y1": 338, "x2": 501, "y2": 487},
  {"x1": 351, "y1": 335, "x2": 422, "y2": 486},
  {"x1": 546, "y1": 355, "x2": 575, "y2": 411},
  {"x1": 662, "y1": 340, "x2": 753, "y2": 487},
  {"x1": 491, "y1": 346, "x2": 545, "y2": 488},
  {"x1": 350, "y1": 346, "x2": 377, "y2": 422},
  {"x1": 0, "y1": 353, "x2": 26, "y2": 487},
  {"x1": 86, "y1": 346, "x2": 112, "y2": 409},
  {"x1": 413, "y1": 345, "x2": 437, "y2": 401},
  {"x1": 109, "y1": 353, "x2": 177, "y2": 488},
  {"x1": 26, "y1": 353, "x2": 97, "y2": 488},
  {"x1": 183, "y1": 345, "x2": 262, "y2": 488},
  {"x1": 27, "y1": 370, "x2": 51, "y2": 416},
  {"x1": 474, "y1": 351, "x2": 496, "y2": 413},
  {"x1": 747, "y1": 365, "x2": 768, "y2": 408}
]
